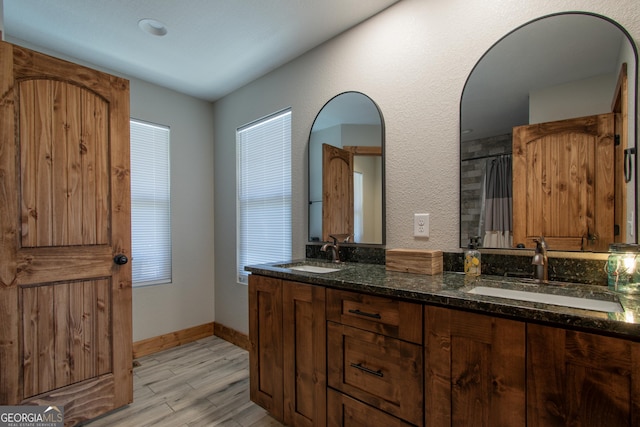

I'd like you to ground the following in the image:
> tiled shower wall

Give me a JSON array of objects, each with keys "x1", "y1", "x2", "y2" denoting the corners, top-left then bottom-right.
[{"x1": 460, "y1": 133, "x2": 512, "y2": 246}]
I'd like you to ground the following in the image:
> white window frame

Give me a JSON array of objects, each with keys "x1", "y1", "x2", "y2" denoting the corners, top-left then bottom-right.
[
  {"x1": 236, "y1": 109, "x2": 292, "y2": 285},
  {"x1": 130, "y1": 118, "x2": 172, "y2": 287}
]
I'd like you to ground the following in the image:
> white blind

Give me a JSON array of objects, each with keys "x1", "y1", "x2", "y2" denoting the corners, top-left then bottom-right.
[
  {"x1": 237, "y1": 109, "x2": 292, "y2": 284},
  {"x1": 130, "y1": 119, "x2": 172, "y2": 286}
]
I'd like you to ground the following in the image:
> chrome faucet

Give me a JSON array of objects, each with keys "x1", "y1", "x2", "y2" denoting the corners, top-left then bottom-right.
[
  {"x1": 532, "y1": 236, "x2": 549, "y2": 282},
  {"x1": 321, "y1": 234, "x2": 350, "y2": 263}
]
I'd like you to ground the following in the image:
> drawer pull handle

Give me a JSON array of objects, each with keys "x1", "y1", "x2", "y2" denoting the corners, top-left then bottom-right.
[
  {"x1": 350, "y1": 363, "x2": 384, "y2": 378},
  {"x1": 348, "y1": 309, "x2": 381, "y2": 319}
]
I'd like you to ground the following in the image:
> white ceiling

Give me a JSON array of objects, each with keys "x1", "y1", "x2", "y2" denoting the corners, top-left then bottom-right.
[{"x1": 2, "y1": 0, "x2": 399, "y2": 101}]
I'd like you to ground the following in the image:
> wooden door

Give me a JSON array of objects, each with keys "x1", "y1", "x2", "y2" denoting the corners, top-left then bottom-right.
[
  {"x1": 248, "y1": 275, "x2": 284, "y2": 421},
  {"x1": 283, "y1": 281, "x2": 326, "y2": 427},
  {"x1": 527, "y1": 324, "x2": 640, "y2": 426},
  {"x1": 512, "y1": 113, "x2": 615, "y2": 251},
  {"x1": 425, "y1": 306, "x2": 526, "y2": 427},
  {"x1": 0, "y1": 41, "x2": 132, "y2": 426},
  {"x1": 322, "y1": 143, "x2": 354, "y2": 242}
]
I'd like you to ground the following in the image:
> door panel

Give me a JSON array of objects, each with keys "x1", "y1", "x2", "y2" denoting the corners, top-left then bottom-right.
[
  {"x1": 22, "y1": 279, "x2": 111, "y2": 398},
  {"x1": 513, "y1": 114, "x2": 614, "y2": 251},
  {"x1": 322, "y1": 143, "x2": 354, "y2": 241},
  {"x1": 0, "y1": 41, "x2": 131, "y2": 426}
]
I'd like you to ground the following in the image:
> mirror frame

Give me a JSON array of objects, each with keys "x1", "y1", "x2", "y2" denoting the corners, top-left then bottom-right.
[
  {"x1": 459, "y1": 11, "x2": 639, "y2": 253},
  {"x1": 307, "y1": 91, "x2": 386, "y2": 245}
]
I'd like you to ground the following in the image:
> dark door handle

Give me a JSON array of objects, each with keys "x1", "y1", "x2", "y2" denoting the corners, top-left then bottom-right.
[{"x1": 114, "y1": 254, "x2": 129, "y2": 265}]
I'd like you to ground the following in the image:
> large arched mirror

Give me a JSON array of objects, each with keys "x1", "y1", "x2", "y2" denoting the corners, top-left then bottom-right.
[
  {"x1": 460, "y1": 12, "x2": 638, "y2": 252},
  {"x1": 308, "y1": 91, "x2": 385, "y2": 244}
]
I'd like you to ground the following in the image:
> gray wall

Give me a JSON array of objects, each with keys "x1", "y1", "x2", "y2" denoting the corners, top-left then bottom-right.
[{"x1": 213, "y1": 0, "x2": 640, "y2": 335}]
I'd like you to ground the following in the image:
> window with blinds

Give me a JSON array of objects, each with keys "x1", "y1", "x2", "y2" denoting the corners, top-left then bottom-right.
[
  {"x1": 236, "y1": 109, "x2": 292, "y2": 284},
  {"x1": 130, "y1": 119, "x2": 172, "y2": 287}
]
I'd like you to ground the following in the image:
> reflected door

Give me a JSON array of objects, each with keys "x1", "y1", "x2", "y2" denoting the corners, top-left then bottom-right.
[
  {"x1": 322, "y1": 144, "x2": 354, "y2": 242},
  {"x1": 0, "y1": 41, "x2": 132, "y2": 426},
  {"x1": 512, "y1": 113, "x2": 615, "y2": 251}
]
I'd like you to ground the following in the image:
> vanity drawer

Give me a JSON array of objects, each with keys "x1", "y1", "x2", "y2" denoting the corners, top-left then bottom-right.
[
  {"x1": 327, "y1": 388, "x2": 414, "y2": 427},
  {"x1": 326, "y1": 288, "x2": 423, "y2": 344},
  {"x1": 327, "y1": 322, "x2": 423, "y2": 426}
]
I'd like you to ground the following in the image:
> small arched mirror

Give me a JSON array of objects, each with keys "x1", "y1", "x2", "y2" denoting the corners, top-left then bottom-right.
[
  {"x1": 460, "y1": 12, "x2": 638, "y2": 252},
  {"x1": 308, "y1": 91, "x2": 385, "y2": 244}
]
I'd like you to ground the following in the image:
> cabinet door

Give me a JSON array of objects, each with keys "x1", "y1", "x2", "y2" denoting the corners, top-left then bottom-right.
[
  {"x1": 527, "y1": 324, "x2": 640, "y2": 426},
  {"x1": 249, "y1": 275, "x2": 283, "y2": 421},
  {"x1": 425, "y1": 307, "x2": 526, "y2": 427},
  {"x1": 283, "y1": 281, "x2": 326, "y2": 427}
]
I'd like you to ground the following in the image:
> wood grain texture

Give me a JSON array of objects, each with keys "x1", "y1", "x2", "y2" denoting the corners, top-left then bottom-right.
[
  {"x1": 512, "y1": 113, "x2": 614, "y2": 251},
  {"x1": 527, "y1": 324, "x2": 640, "y2": 426},
  {"x1": 214, "y1": 322, "x2": 250, "y2": 351},
  {"x1": 327, "y1": 388, "x2": 412, "y2": 427},
  {"x1": 84, "y1": 335, "x2": 282, "y2": 427},
  {"x1": 133, "y1": 322, "x2": 215, "y2": 359},
  {"x1": 425, "y1": 306, "x2": 526, "y2": 427},
  {"x1": 327, "y1": 321, "x2": 423, "y2": 426},
  {"x1": 249, "y1": 275, "x2": 284, "y2": 422},
  {"x1": 0, "y1": 41, "x2": 20, "y2": 404},
  {"x1": 326, "y1": 288, "x2": 423, "y2": 344},
  {"x1": 322, "y1": 143, "x2": 354, "y2": 242},
  {"x1": 22, "y1": 280, "x2": 111, "y2": 398},
  {"x1": 385, "y1": 249, "x2": 443, "y2": 275},
  {"x1": 0, "y1": 40, "x2": 132, "y2": 426},
  {"x1": 283, "y1": 281, "x2": 326, "y2": 427}
]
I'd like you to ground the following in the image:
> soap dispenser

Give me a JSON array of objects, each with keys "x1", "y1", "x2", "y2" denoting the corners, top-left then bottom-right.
[{"x1": 464, "y1": 237, "x2": 481, "y2": 276}]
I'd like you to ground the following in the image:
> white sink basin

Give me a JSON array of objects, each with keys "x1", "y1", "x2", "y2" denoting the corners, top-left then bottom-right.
[
  {"x1": 468, "y1": 286, "x2": 623, "y2": 313},
  {"x1": 287, "y1": 265, "x2": 342, "y2": 273}
]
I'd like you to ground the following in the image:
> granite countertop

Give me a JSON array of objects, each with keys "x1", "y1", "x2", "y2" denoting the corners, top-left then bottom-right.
[{"x1": 245, "y1": 259, "x2": 640, "y2": 341}]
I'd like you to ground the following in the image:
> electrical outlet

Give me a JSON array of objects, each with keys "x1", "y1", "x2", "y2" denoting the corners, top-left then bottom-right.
[{"x1": 414, "y1": 213, "x2": 430, "y2": 237}]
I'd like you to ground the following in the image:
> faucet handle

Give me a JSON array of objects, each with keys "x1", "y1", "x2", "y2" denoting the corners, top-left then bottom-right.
[
  {"x1": 329, "y1": 233, "x2": 351, "y2": 244},
  {"x1": 534, "y1": 236, "x2": 548, "y2": 250}
]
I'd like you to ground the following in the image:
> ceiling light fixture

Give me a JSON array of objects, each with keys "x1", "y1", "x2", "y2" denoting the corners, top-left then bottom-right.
[{"x1": 138, "y1": 18, "x2": 168, "y2": 37}]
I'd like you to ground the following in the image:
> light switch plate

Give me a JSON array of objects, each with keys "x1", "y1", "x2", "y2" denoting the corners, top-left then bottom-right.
[{"x1": 414, "y1": 213, "x2": 430, "y2": 237}]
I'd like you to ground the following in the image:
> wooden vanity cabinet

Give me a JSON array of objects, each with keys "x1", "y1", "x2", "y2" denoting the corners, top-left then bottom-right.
[
  {"x1": 249, "y1": 275, "x2": 284, "y2": 421},
  {"x1": 425, "y1": 306, "x2": 526, "y2": 427},
  {"x1": 249, "y1": 275, "x2": 326, "y2": 426},
  {"x1": 283, "y1": 280, "x2": 327, "y2": 427},
  {"x1": 326, "y1": 289, "x2": 424, "y2": 426},
  {"x1": 251, "y1": 272, "x2": 640, "y2": 427},
  {"x1": 527, "y1": 324, "x2": 640, "y2": 427}
]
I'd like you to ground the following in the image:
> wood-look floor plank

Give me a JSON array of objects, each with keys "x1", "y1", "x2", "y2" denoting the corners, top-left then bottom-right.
[{"x1": 80, "y1": 336, "x2": 281, "y2": 427}]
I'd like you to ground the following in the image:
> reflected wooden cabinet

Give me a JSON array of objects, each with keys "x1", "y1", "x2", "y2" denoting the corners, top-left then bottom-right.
[
  {"x1": 527, "y1": 324, "x2": 640, "y2": 426},
  {"x1": 248, "y1": 275, "x2": 326, "y2": 426},
  {"x1": 425, "y1": 306, "x2": 526, "y2": 427}
]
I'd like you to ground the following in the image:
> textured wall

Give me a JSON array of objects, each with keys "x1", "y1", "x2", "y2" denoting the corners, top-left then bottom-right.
[{"x1": 213, "y1": 0, "x2": 640, "y2": 334}]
